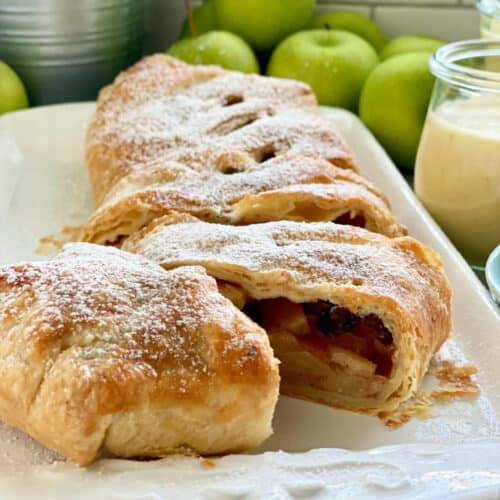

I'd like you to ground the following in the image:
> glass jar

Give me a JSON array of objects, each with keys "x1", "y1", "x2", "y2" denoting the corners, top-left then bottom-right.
[
  {"x1": 477, "y1": 0, "x2": 500, "y2": 39},
  {"x1": 415, "y1": 40, "x2": 500, "y2": 269}
]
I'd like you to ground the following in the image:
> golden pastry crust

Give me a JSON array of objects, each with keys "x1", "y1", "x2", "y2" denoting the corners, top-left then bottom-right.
[
  {"x1": 123, "y1": 215, "x2": 452, "y2": 415},
  {"x1": 80, "y1": 153, "x2": 405, "y2": 245},
  {"x1": 0, "y1": 243, "x2": 279, "y2": 466},
  {"x1": 86, "y1": 54, "x2": 357, "y2": 203}
]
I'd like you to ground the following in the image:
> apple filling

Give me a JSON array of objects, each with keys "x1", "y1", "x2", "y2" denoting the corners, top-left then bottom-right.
[
  {"x1": 279, "y1": 200, "x2": 368, "y2": 227},
  {"x1": 217, "y1": 281, "x2": 250, "y2": 310},
  {"x1": 234, "y1": 295, "x2": 395, "y2": 378},
  {"x1": 333, "y1": 212, "x2": 366, "y2": 228}
]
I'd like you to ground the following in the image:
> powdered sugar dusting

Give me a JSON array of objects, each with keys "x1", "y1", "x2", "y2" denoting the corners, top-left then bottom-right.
[
  {"x1": 0, "y1": 421, "x2": 64, "y2": 466},
  {"x1": 0, "y1": 243, "x2": 280, "y2": 463},
  {"x1": 86, "y1": 55, "x2": 356, "y2": 202},
  {"x1": 82, "y1": 153, "x2": 403, "y2": 243},
  {"x1": 124, "y1": 219, "x2": 451, "y2": 345},
  {"x1": 0, "y1": 243, "x2": 275, "y2": 425}
]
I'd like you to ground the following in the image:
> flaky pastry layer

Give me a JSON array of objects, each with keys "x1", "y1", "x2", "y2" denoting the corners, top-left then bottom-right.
[
  {"x1": 86, "y1": 55, "x2": 357, "y2": 203},
  {"x1": 80, "y1": 154, "x2": 405, "y2": 245},
  {"x1": 0, "y1": 244, "x2": 279, "y2": 465},
  {"x1": 123, "y1": 215, "x2": 452, "y2": 415}
]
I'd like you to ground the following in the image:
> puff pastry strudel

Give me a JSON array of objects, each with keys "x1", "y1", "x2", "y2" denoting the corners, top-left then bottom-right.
[
  {"x1": 86, "y1": 54, "x2": 357, "y2": 203},
  {"x1": 0, "y1": 244, "x2": 279, "y2": 465},
  {"x1": 123, "y1": 215, "x2": 452, "y2": 415},
  {"x1": 80, "y1": 153, "x2": 405, "y2": 245}
]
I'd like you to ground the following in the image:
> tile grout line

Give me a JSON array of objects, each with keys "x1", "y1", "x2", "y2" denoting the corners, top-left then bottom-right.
[{"x1": 319, "y1": 3, "x2": 475, "y2": 8}]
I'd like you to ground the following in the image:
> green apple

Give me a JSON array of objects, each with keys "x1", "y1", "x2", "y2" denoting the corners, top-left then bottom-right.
[
  {"x1": 180, "y1": 1, "x2": 218, "y2": 39},
  {"x1": 167, "y1": 30, "x2": 259, "y2": 73},
  {"x1": 214, "y1": 0, "x2": 315, "y2": 51},
  {"x1": 311, "y1": 11, "x2": 388, "y2": 53},
  {"x1": 268, "y1": 30, "x2": 378, "y2": 110},
  {"x1": 359, "y1": 52, "x2": 435, "y2": 170},
  {"x1": 380, "y1": 35, "x2": 445, "y2": 61},
  {"x1": 0, "y1": 62, "x2": 28, "y2": 115}
]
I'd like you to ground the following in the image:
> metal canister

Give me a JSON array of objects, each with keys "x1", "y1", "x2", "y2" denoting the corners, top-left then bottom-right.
[{"x1": 0, "y1": 0, "x2": 144, "y2": 105}]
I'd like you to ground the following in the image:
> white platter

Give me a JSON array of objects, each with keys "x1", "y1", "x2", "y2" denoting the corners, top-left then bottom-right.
[{"x1": 0, "y1": 103, "x2": 499, "y2": 499}]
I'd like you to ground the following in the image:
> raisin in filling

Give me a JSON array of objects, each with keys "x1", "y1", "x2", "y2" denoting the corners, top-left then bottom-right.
[
  {"x1": 333, "y1": 212, "x2": 366, "y2": 228},
  {"x1": 312, "y1": 303, "x2": 392, "y2": 346},
  {"x1": 305, "y1": 302, "x2": 394, "y2": 376}
]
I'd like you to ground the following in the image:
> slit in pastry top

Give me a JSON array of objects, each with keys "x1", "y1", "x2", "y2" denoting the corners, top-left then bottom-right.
[{"x1": 86, "y1": 54, "x2": 356, "y2": 204}]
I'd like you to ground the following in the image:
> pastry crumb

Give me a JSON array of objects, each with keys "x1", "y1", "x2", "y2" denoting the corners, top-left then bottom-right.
[
  {"x1": 379, "y1": 392, "x2": 435, "y2": 428},
  {"x1": 37, "y1": 226, "x2": 82, "y2": 255},
  {"x1": 201, "y1": 459, "x2": 216, "y2": 469},
  {"x1": 379, "y1": 360, "x2": 479, "y2": 428},
  {"x1": 431, "y1": 360, "x2": 480, "y2": 402}
]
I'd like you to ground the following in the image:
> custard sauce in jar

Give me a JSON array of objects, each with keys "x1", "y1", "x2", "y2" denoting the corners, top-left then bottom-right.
[
  {"x1": 415, "y1": 40, "x2": 500, "y2": 267},
  {"x1": 477, "y1": 0, "x2": 500, "y2": 39}
]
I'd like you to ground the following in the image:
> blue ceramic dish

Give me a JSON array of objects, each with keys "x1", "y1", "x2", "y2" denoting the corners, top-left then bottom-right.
[{"x1": 486, "y1": 245, "x2": 500, "y2": 306}]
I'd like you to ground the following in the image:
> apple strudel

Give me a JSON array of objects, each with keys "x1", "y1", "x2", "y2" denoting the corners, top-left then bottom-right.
[
  {"x1": 80, "y1": 153, "x2": 405, "y2": 245},
  {"x1": 0, "y1": 243, "x2": 279, "y2": 465},
  {"x1": 86, "y1": 54, "x2": 357, "y2": 203},
  {"x1": 123, "y1": 215, "x2": 452, "y2": 415}
]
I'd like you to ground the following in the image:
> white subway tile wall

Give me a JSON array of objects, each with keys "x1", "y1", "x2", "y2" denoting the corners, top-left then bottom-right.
[
  {"x1": 318, "y1": 0, "x2": 479, "y2": 41},
  {"x1": 374, "y1": 6, "x2": 479, "y2": 40},
  {"x1": 316, "y1": 3, "x2": 371, "y2": 15},
  {"x1": 144, "y1": 0, "x2": 479, "y2": 54}
]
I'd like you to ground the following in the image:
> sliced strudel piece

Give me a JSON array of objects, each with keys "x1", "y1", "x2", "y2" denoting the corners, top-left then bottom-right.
[
  {"x1": 80, "y1": 154, "x2": 405, "y2": 245},
  {"x1": 0, "y1": 244, "x2": 279, "y2": 465},
  {"x1": 123, "y1": 215, "x2": 452, "y2": 415},
  {"x1": 86, "y1": 54, "x2": 356, "y2": 203}
]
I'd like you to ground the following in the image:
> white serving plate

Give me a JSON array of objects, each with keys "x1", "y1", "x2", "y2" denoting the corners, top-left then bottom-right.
[{"x1": 0, "y1": 103, "x2": 499, "y2": 499}]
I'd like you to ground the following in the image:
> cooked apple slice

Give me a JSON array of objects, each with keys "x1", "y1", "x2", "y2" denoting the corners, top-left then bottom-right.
[
  {"x1": 217, "y1": 281, "x2": 249, "y2": 309},
  {"x1": 329, "y1": 345, "x2": 377, "y2": 376},
  {"x1": 260, "y1": 298, "x2": 311, "y2": 336}
]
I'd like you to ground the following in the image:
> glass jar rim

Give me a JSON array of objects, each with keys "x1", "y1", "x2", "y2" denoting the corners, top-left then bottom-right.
[
  {"x1": 476, "y1": 0, "x2": 500, "y2": 17},
  {"x1": 430, "y1": 39, "x2": 500, "y2": 93}
]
